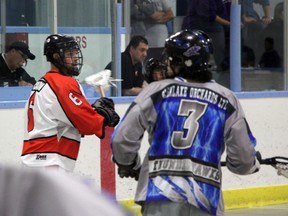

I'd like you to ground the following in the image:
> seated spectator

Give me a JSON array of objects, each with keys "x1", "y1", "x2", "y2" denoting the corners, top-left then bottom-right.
[
  {"x1": 240, "y1": 0, "x2": 272, "y2": 60},
  {"x1": 256, "y1": 1, "x2": 283, "y2": 67},
  {"x1": 242, "y1": 45, "x2": 256, "y2": 68},
  {"x1": 0, "y1": 41, "x2": 36, "y2": 86},
  {"x1": 258, "y1": 37, "x2": 281, "y2": 68},
  {"x1": 105, "y1": 35, "x2": 148, "y2": 96}
]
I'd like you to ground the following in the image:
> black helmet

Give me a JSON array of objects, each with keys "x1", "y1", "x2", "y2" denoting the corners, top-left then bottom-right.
[
  {"x1": 144, "y1": 58, "x2": 167, "y2": 83},
  {"x1": 164, "y1": 29, "x2": 213, "y2": 79},
  {"x1": 44, "y1": 34, "x2": 83, "y2": 76}
]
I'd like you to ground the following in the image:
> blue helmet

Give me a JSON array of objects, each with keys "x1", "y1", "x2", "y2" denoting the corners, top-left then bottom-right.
[{"x1": 164, "y1": 29, "x2": 213, "y2": 78}]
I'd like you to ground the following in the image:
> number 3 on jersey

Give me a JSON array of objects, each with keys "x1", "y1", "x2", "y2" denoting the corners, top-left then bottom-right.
[
  {"x1": 171, "y1": 99, "x2": 207, "y2": 149},
  {"x1": 27, "y1": 92, "x2": 36, "y2": 132}
]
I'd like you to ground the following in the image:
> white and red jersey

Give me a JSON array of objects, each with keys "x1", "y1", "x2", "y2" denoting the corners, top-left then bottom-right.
[{"x1": 21, "y1": 70, "x2": 105, "y2": 171}]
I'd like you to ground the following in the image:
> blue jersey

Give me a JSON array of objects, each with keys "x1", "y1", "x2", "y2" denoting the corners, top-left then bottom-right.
[{"x1": 111, "y1": 78, "x2": 258, "y2": 215}]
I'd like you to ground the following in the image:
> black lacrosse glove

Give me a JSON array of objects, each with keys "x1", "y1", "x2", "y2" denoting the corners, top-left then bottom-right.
[
  {"x1": 256, "y1": 151, "x2": 262, "y2": 162},
  {"x1": 112, "y1": 155, "x2": 141, "y2": 181},
  {"x1": 248, "y1": 151, "x2": 261, "y2": 174},
  {"x1": 95, "y1": 107, "x2": 120, "y2": 127},
  {"x1": 92, "y1": 97, "x2": 115, "y2": 110},
  {"x1": 92, "y1": 97, "x2": 119, "y2": 127}
]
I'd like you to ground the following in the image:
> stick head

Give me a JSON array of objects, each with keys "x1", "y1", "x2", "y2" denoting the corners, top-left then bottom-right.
[
  {"x1": 260, "y1": 155, "x2": 288, "y2": 179},
  {"x1": 85, "y1": 69, "x2": 112, "y2": 89},
  {"x1": 85, "y1": 69, "x2": 123, "y2": 94},
  {"x1": 275, "y1": 163, "x2": 288, "y2": 178}
]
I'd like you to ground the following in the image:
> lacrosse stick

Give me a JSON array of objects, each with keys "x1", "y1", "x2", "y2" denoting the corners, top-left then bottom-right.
[
  {"x1": 221, "y1": 154, "x2": 288, "y2": 178},
  {"x1": 84, "y1": 69, "x2": 122, "y2": 196},
  {"x1": 84, "y1": 69, "x2": 122, "y2": 97},
  {"x1": 256, "y1": 154, "x2": 288, "y2": 178}
]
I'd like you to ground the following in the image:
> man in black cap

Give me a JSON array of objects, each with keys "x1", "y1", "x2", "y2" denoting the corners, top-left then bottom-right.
[{"x1": 0, "y1": 41, "x2": 36, "y2": 86}]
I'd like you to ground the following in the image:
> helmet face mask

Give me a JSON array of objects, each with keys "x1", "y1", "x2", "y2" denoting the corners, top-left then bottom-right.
[
  {"x1": 164, "y1": 30, "x2": 213, "y2": 79},
  {"x1": 44, "y1": 34, "x2": 83, "y2": 76},
  {"x1": 144, "y1": 58, "x2": 167, "y2": 83}
]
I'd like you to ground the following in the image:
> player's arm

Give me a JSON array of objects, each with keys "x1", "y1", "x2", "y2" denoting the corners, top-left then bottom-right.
[
  {"x1": 111, "y1": 100, "x2": 149, "y2": 162},
  {"x1": 112, "y1": 154, "x2": 141, "y2": 181},
  {"x1": 122, "y1": 87, "x2": 144, "y2": 96},
  {"x1": 111, "y1": 86, "x2": 156, "y2": 179},
  {"x1": 224, "y1": 100, "x2": 260, "y2": 175},
  {"x1": 225, "y1": 118, "x2": 260, "y2": 174},
  {"x1": 111, "y1": 103, "x2": 144, "y2": 180},
  {"x1": 54, "y1": 81, "x2": 118, "y2": 139},
  {"x1": 92, "y1": 97, "x2": 120, "y2": 127}
]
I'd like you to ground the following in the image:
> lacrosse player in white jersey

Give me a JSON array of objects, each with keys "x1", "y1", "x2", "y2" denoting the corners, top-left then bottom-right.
[
  {"x1": 21, "y1": 34, "x2": 120, "y2": 172},
  {"x1": 111, "y1": 29, "x2": 260, "y2": 216}
]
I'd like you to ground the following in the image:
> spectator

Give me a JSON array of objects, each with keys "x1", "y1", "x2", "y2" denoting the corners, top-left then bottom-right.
[
  {"x1": 240, "y1": 0, "x2": 272, "y2": 62},
  {"x1": 130, "y1": 0, "x2": 174, "y2": 60},
  {"x1": 105, "y1": 35, "x2": 148, "y2": 96},
  {"x1": 130, "y1": 0, "x2": 148, "y2": 37},
  {"x1": 111, "y1": 30, "x2": 260, "y2": 216},
  {"x1": 0, "y1": 41, "x2": 36, "y2": 86},
  {"x1": 182, "y1": 0, "x2": 230, "y2": 72},
  {"x1": 258, "y1": 37, "x2": 281, "y2": 68},
  {"x1": 256, "y1": 1, "x2": 283, "y2": 67},
  {"x1": 242, "y1": 44, "x2": 256, "y2": 68}
]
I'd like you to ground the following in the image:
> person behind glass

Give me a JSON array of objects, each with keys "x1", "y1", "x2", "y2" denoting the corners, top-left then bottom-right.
[
  {"x1": 258, "y1": 37, "x2": 280, "y2": 68},
  {"x1": 240, "y1": 0, "x2": 272, "y2": 61},
  {"x1": 21, "y1": 34, "x2": 120, "y2": 172},
  {"x1": 256, "y1": 1, "x2": 283, "y2": 67},
  {"x1": 105, "y1": 35, "x2": 148, "y2": 96},
  {"x1": 182, "y1": 0, "x2": 230, "y2": 72},
  {"x1": 130, "y1": 0, "x2": 174, "y2": 60},
  {"x1": 111, "y1": 30, "x2": 260, "y2": 216},
  {"x1": 0, "y1": 41, "x2": 36, "y2": 86},
  {"x1": 143, "y1": 57, "x2": 166, "y2": 84}
]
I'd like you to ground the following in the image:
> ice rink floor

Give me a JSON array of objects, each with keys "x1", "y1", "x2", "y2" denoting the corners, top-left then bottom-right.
[{"x1": 225, "y1": 204, "x2": 288, "y2": 215}]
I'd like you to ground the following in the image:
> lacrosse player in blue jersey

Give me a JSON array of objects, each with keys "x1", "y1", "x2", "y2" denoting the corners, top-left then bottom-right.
[{"x1": 111, "y1": 29, "x2": 260, "y2": 216}]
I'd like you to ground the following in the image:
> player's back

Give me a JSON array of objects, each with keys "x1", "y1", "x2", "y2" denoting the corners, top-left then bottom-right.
[
  {"x1": 132, "y1": 78, "x2": 253, "y2": 215},
  {"x1": 135, "y1": 77, "x2": 242, "y2": 165}
]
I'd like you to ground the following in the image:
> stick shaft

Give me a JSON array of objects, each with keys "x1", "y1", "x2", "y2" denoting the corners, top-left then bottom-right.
[
  {"x1": 97, "y1": 84, "x2": 116, "y2": 195},
  {"x1": 221, "y1": 156, "x2": 288, "y2": 167},
  {"x1": 98, "y1": 85, "x2": 105, "y2": 97}
]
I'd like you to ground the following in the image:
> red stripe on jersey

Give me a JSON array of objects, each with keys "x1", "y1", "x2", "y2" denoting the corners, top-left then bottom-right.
[
  {"x1": 22, "y1": 136, "x2": 80, "y2": 160},
  {"x1": 58, "y1": 137, "x2": 80, "y2": 159},
  {"x1": 22, "y1": 136, "x2": 58, "y2": 155}
]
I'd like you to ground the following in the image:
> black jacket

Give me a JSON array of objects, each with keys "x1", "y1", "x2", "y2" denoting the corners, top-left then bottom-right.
[{"x1": 0, "y1": 54, "x2": 36, "y2": 86}]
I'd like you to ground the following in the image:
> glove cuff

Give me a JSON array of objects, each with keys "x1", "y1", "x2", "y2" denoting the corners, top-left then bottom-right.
[
  {"x1": 112, "y1": 154, "x2": 141, "y2": 170},
  {"x1": 247, "y1": 158, "x2": 261, "y2": 174}
]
